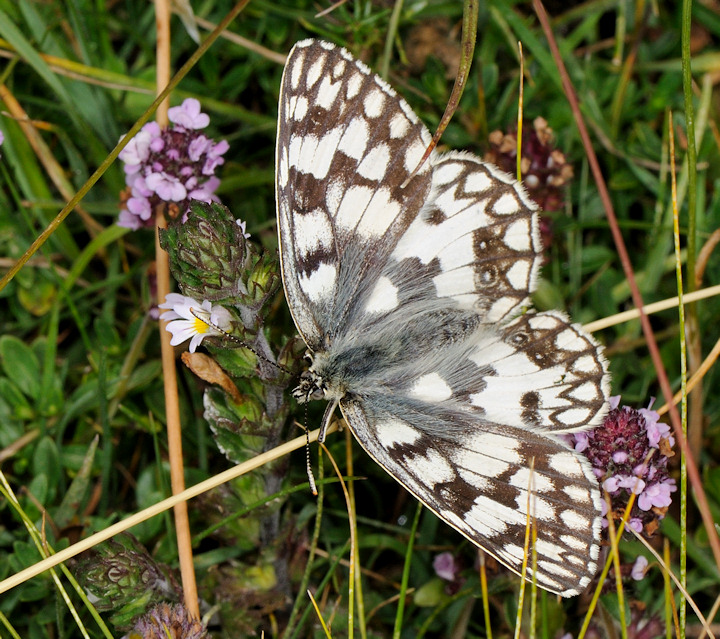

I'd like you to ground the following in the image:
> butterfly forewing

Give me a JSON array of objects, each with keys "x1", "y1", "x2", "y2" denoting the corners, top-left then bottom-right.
[
  {"x1": 276, "y1": 39, "x2": 610, "y2": 597},
  {"x1": 277, "y1": 39, "x2": 434, "y2": 349}
]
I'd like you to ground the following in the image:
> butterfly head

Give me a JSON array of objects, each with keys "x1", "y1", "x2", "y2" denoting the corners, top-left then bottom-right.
[
  {"x1": 292, "y1": 369, "x2": 327, "y2": 403},
  {"x1": 292, "y1": 349, "x2": 348, "y2": 404}
]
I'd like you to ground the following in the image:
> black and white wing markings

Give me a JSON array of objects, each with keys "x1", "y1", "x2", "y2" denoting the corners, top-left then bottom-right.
[
  {"x1": 469, "y1": 310, "x2": 610, "y2": 432},
  {"x1": 345, "y1": 152, "x2": 545, "y2": 334},
  {"x1": 339, "y1": 398, "x2": 602, "y2": 597},
  {"x1": 275, "y1": 39, "x2": 611, "y2": 596},
  {"x1": 276, "y1": 39, "x2": 434, "y2": 349},
  {"x1": 388, "y1": 154, "x2": 544, "y2": 324},
  {"x1": 330, "y1": 307, "x2": 607, "y2": 436}
]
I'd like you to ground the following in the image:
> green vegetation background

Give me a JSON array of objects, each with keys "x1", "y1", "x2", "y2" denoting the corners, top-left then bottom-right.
[{"x1": 0, "y1": 0, "x2": 719, "y2": 637}]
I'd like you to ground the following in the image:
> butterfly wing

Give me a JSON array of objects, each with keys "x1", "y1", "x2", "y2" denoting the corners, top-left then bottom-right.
[
  {"x1": 276, "y1": 39, "x2": 610, "y2": 596},
  {"x1": 276, "y1": 39, "x2": 435, "y2": 350},
  {"x1": 338, "y1": 310, "x2": 606, "y2": 596},
  {"x1": 340, "y1": 396, "x2": 601, "y2": 597},
  {"x1": 345, "y1": 152, "x2": 546, "y2": 334}
]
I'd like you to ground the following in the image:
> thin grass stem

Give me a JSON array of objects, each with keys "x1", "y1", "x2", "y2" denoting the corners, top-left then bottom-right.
[
  {"x1": 393, "y1": 501, "x2": 422, "y2": 639},
  {"x1": 479, "y1": 551, "x2": 493, "y2": 639},
  {"x1": 321, "y1": 442, "x2": 356, "y2": 639},
  {"x1": 345, "y1": 428, "x2": 367, "y2": 639},
  {"x1": 0, "y1": 423, "x2": 337, "y2": 596}
]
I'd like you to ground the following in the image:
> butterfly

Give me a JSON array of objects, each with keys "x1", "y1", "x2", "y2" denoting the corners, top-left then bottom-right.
[{"x1": 275, "y1": 39, "x2": 610, "y2": 596}]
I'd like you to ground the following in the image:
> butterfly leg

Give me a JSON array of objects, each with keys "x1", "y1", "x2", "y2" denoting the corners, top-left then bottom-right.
[{"x1": 319, "y1": 399, "x2": 340, "y2": 443}]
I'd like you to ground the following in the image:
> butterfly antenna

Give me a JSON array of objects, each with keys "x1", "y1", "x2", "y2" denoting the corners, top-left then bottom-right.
[
  {"x1": 189, "y1": 307, "x2": 292, "y2": 374},
  {"x1": 304, "y1": 400, "x2": 318, "y2": 495}
]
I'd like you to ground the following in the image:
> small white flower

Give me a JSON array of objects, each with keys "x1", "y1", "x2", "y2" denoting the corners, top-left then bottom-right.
[
  {"x1": 159, "y1": 293, "x2": 232, "y2": 352},
  {"x1": 236, "y1": 219, "x2": 251, "y2": 239}
]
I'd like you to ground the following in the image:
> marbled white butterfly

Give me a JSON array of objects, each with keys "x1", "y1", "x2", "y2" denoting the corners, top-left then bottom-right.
[{"x1": 276, "y1": 39, "x2": 610, "y2": 596}]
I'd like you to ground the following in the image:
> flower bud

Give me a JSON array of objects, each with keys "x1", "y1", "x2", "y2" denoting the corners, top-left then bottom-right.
[{"x1": 160, "y1": 201, "x2": 249, "y2": 304}]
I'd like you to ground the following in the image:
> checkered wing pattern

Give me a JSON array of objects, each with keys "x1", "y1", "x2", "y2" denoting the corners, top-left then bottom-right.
[
  {"x1": 276, "y1": 39, "x2": 434, "y2": 350},
  {"x1": 276, "y1": 39, "x2": 610, "y2": 597}
]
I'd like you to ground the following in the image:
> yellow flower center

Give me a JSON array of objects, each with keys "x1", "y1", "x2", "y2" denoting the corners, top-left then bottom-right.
[{"x1": 192, "y1": 313, "x2": 211, "y2": 334}]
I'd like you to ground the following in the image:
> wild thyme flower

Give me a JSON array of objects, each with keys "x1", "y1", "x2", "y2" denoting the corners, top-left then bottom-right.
[
  {"x1": 484, "y1": 117, "x2": 573, "y2": 248},
  {"x1": 433, "y1": 552, "x2": 459, "y2": 582},
  {"x1": 572, "y1": 397, "x2": 676, "y2": 536},
  {"x1": 160, "y1": 293, "x2": 233, "y2": 352},
  {"x1": 118, "y1": 98, "x2": 229, "y2": 230},
  {"x1": 485, "y1": 117, "x2": 573, "y2": 210},
  {"x1": 431, "y1": 551, "x2": 464, "y2": 595},
  {"x1": 128, "y1": 602, "x2": 209, "y2": 639},
  {"x1": 631, "y1": 555, "x2": 649, "y2": 581}
]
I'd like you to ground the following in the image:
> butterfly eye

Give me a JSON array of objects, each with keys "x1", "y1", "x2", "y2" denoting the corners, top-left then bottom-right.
[
  {"x1": 303, "y1": 350, "x2": 314, "y2": 364},
  {"x1": 310, "y1": 385, "x2": 325, "y2": 401},
  {"x1": 293, "y1": 370, "x2": 327, "y2": 402}
]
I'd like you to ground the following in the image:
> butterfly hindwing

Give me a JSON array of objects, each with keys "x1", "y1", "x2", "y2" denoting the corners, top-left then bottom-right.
[
  {"x1": 471, "y1": 310, "x2": 609, "y2": 432},
  {"x1": 339, "y1": 397, "x2": 601, "y2": 597}
]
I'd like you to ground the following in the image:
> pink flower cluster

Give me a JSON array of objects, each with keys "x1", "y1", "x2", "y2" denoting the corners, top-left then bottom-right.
[
  {"x1": 118, "y1": 98, "x2": 229, "y2": 229},
  {"x1": 572, "y1": 397, "x2": 676, "y2": 535}
]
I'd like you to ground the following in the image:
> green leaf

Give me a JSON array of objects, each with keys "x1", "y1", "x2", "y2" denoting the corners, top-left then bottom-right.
[
  {"x1": 55, "y1": 436, "x2": 98, "y2": 530},
  {"x1": 32, "y1": 436, "x2": 62, "y2": 503},
  {"x1": 17, "y1": 278, "x2": 57, "y2": 316},
  {"x1": 0, "y1": 377, "x2": 34, "y2": 421},
  {"x1": 26, "y1": 473, "x2": 49, "y2": 513},
  {"x1": 0, "y1": 335, "x2": 41, "y2": 400}
]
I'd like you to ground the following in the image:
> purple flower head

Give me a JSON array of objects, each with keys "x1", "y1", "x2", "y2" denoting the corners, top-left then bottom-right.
[
  {"x1": 570, "y1": 396, "x2": 676, "y2": 537},
  {"x1": 168, "y1": 98, "x2": 210, "y2": 129},
  {"x1": 631, "y1": 555, "x2": 649, "y2": 581},
  {"x1": 145, "y1": 171, "x2": 187, "y2": 201},
  {"x1": 188, "y1": 135, "x2": 211, "y2": 161},
  {"x1": 638, "y1": 480, "x2": 676, "y2": 511},
  {"x1": 118, "y1": 99, "x2": 228, "y2": 229},
  {"x1": 118, "y1": 208, "x2": 142, "y2": 230},
  {"x1": 628, "y1": 518, "x2": 644, "y2": 534},
  {"x1": 0, "y1": 129, "x2": 5, "y2": 145},
  {"x1": 432, "y1": 551, "x2": 465, "y2": 594},
  {"x1": 127, "y1": 196, "x2": 152, "y2": 220},
  {"x1": 131, "y1": 602, "x2": 209, "y2": 639},
  {"x1": 433, "y1": 552, "x2": 458, "y2": 582},
  {"x1": 574, "y1": 431, "x2": 589, "y2": 453},
  {"x1": 603, "y1": 474, "x2": 645, "y2": 495},
  {"x1": 202, "y1": 140, "x2": 230, "y2": 175}
]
